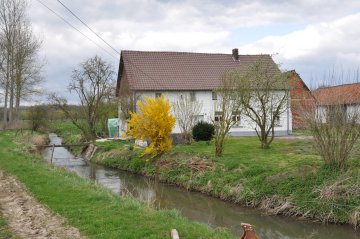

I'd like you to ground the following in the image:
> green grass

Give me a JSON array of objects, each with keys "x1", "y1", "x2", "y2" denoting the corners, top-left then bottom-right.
[
  {"x1": 49, "y1": 121, "x2": 360, "y2": 226},
  {"x1": 0, "y1": 131, "x2": 234, "y2": 239},
  {"x1": 94, "y1": 137, "x2": 360, "y2": 227},
  {"x1": 0, "y1": 216, "x2": 19, "y2": 239},
  {"x1": 48, "y1": 120, "x2": 83, "y2": 144}
]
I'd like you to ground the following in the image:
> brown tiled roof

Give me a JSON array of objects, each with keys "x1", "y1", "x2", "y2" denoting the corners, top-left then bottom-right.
[
  {"x1": 117, "y1": 50, "x2": 280, "y2": 92},
  {"x1": 312, "y1": 83, "x2": 360, "y2": 105}
]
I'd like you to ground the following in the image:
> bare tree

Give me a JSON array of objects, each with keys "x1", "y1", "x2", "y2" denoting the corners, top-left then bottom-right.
[
  {"x1": 305, "y1": 104, "x2": 360, "y2": 170},
  {"x1": 304, "y1": 78, "x2": 360, "y2": 170},
  {"x1": 50, "y1": 56, "x2": 115, "y2": 140},
  {"x1": 238, "y1": 57, "x2": 289, "y2": 149},
  {"x1": 118, "y1": 90, "x2": 137, "y2": 121},
  {"x1": 173, "y1": 95, "x2": 202, "y2": 144},
  {"x1": 0, "y1": 0, "x2": 42, "y2": 126},
  {"x1": 213, "y1": 70, "x2": 242, "y2": 156},
  {"x1": 98, "y1": 90, "x2": 118, "y2": 136},
  {"x1": 14, "y1": 22, "x2": 43, "y2": 121}
]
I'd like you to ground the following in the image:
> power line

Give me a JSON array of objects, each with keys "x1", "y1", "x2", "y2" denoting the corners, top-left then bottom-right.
[
  {"x1": 53, "y1": 0, "x2": 167, "y2": 89},
  {"x1": 37, "y1": 0, "x2": 167, "y2": 89},
  {"x1": 35, "y1": 0, "x2": 118, "y2": 60},
  {"x1": 56, "y1": 0, "x2": 120, "y2": 55}
]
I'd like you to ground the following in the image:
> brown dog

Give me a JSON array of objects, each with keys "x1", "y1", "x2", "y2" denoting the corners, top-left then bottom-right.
[{"x1": 240, "y1": 223, "x2": 258, "y2": 239}]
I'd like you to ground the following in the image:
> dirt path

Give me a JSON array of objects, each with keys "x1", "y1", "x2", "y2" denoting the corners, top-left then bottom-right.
[{"x1": 0, "y1": 170, "x2": 85, "y2": 239}]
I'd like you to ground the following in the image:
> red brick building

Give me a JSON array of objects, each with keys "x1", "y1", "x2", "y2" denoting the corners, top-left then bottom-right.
[{"x1": 287, "y1": 70, "x2": 315, "y2": 129}]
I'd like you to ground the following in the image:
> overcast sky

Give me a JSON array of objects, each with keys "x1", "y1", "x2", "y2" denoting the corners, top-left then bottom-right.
[{"x1": 28, "y1": 0, "x2": 360, "y2": 102}]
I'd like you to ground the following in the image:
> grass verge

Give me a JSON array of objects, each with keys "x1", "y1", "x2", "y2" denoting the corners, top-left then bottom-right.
[
  {"x1": 93, "y1": 137, "x2": 360, "y2": 228},
  {"x1": 50, "y1": 120, "x2": 360, "y2": 228},
  {"x1": 0, "y1": 131, "x2": 234, "y2": 239}
]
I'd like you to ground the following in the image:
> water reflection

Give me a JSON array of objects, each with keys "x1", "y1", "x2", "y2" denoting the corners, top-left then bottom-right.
[{"x1": 43, "y1": 134, "x2": 359, "y2": 238}]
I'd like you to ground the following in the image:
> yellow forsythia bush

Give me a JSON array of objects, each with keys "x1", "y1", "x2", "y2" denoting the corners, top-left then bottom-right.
[{"x1": 125, "y1": 96, "x2": 176, "y2": 160}]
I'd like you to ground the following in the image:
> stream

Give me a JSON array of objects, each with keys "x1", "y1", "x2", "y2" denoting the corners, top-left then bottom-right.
[{"x1": 43, "y1": 133, "x2": 359, "y2": 238}]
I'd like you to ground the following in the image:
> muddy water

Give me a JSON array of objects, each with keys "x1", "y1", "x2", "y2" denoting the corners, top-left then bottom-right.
[{"x1": 43, "y1": 133, "x2": 359, "y2": 238}]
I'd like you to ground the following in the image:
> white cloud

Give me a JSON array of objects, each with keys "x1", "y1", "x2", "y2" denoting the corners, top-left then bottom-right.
[
  {"x1": 23, "y1": 0, "x2": 360, "y2": 102},
  {"x1": 239, "y1": 12, "x2": 360, "y2": 86}
]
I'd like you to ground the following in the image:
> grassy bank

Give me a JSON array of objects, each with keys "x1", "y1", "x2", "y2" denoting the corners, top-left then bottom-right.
[
  {"x1": 93, "y1": 137, "x2": 360, "y2": 228},
  {"x1": 0, "y1": 131, "x2": 234, "y2": 239},
  {"x1": 49, "y1": 121, "x2": 360, "y2": 228},
  {"x1": 48, "y1": 120, "x2": 83, "y2": 144}
]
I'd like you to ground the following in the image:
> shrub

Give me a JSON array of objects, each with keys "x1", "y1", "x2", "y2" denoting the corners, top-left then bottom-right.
[
  {"x1": 125, "y1": 96, "x2": 176, "y2": 160},
  {"x1": 27, "y1": 105, "x2": 48, "y2": 132},
  {"x1": 192, "y1": 121, "x2": 214, "y2": 141}
]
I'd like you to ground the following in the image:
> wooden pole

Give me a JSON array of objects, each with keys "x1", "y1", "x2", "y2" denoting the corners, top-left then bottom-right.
[{"x1": 50, "y1": 144, "x2": 55, "y2": 163}]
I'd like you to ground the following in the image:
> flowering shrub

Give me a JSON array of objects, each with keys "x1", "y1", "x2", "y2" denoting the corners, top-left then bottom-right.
[{"x1": 126, "y1": 96, "x2": 176, "y2": 160}]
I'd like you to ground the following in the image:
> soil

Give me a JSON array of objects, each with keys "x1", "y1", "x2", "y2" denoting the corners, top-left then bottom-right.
[{"x1": 0, "y1": 170, "x2": 85, "y2": 239}]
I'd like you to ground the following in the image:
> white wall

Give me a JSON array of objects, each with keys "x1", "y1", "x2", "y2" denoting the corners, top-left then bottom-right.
[
  {"x1": 317, "y1": 104, "x2": 360, "y2": 123},
  {"x1": 135, "y1": 91, "x2": 214, "y2": 134},
  {"x1": 118, "y1": 90, "x2": 292, "y2": 136}
]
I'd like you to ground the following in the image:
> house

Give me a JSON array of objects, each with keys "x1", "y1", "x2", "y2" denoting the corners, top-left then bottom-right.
[
  {"x1": 287, "y1": 70, "x2": 315, "y2": 129},
  {"x1": 116, "y1": 49, "x2": 292, "y2": 136},
  {"x1": 312, "y1": 83, "x2": 360, "y2": 122}
]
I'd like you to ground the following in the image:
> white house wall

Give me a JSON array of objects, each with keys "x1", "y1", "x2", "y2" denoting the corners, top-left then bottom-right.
[
  {"x1": 119, "y1": 90, "x2": 292, "y2": 136},
  {"x1": 226, "y1": 90, "x2": 292, "y2": 136},
  {"x1": 346, "y1": 105, "x2": 360, "y2": 122},
  {"x1": 316, "y1": 104, "x2": 360, "y2": 123},
  {"x1": 135, "y1": 91, "x2": 214, "y2": 134}
]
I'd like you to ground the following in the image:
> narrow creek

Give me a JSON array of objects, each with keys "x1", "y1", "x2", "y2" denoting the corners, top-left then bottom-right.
[{"x1": 43, "y1": 133, "x2": 359, "y2": 238}]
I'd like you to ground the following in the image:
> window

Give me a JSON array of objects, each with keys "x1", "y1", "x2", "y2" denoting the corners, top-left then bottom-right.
[
  {"x1": 212, "y1": 91, "x2": 217, "y2": 100},
  {"x1": 232, "y1": 115, "x2": 240, "y2": 122},
  {"x1": 155, "y1": 92, "x2": 162, "y2": 98},
  {"x1": 326, "y1": 105, "x2": 347, "y2": 123},
  {"x1": 232, "y1": 111, "x2": 241, "y2": 126},
  {"x1": 190, "y1": 91, "x2": 196, "y2": 101},
  {"x1": 273, "y1": 112, "x2": 281, "y2": 126},
  {"x1": 195, "y1": 115, "x2": 204, "y2": 123},
  {"x1": 214, "y1": 111, "x2": 241, "y2": 123},
  {"x1": 214, "y1": 111, "x2": 222, "y2": 122}
]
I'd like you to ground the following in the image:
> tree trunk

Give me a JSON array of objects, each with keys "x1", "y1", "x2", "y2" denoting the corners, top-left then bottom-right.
[
  {"x1": 260, "y1": 127, "x2": 269, "y2": 149},
  {"x1": 215, "y1": 134, "x2": 224, "y2": 157},
  {"x1": 15, "y1": 96, "x2": 20, "y2": 121},
  {"x1": 3, "y1": 81, "x2": 9, "y2": 126},
  {"x1": 9, "y1": 78, "x2": 14, "y2": 123},
  {"x1": 15, "y1": 67, "x2": 22, "y2": 122}
]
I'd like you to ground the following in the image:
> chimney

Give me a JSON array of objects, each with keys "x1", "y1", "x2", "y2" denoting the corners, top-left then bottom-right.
[{"x1": 232, "y1": 48, "x2": 239, "y2": 61}]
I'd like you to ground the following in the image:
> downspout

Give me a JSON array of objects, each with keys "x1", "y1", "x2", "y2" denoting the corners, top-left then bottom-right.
[{"x1": 287, "y1": 90, "x2": 291, "y2": 135}]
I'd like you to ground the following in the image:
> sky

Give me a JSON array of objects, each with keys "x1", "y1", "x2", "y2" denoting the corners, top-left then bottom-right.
[{"x1": 27, "y1": 0, "x2": 360, "y2": 103}]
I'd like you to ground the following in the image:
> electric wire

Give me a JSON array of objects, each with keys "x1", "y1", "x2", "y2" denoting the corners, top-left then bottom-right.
[
  {"x1": 56, "y1": 0, "x2": 120, "y2": 55},
  {"x1": 36, "y1": 0, "x2": 167, "y2": 89},
  {"x1": 35, "y1": 0, "x2": 118, "y2": 60},
  {"x1": 54, "y1": 0, "x2": 167, "y2": 89}
]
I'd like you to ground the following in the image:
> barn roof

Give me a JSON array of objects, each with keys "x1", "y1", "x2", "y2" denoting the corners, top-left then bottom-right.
[{"x1": 313, "y1": 83, "x2": 360, "y2": 105}]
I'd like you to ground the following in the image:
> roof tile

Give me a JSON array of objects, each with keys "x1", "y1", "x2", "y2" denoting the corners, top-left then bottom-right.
[
  {"x1": 313, "y1": 83, "x2": 360, "y2": 105},
  {"x1": 118, "y1": 50, "x2": 280, "y2": 91}
]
